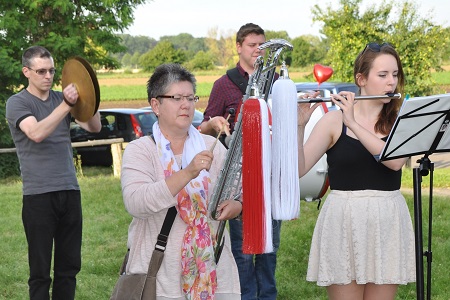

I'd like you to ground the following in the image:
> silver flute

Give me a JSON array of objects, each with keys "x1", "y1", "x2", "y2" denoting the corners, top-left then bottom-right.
[{"x1": 297, "y1": 93, "x2": 402, "y2": 103}]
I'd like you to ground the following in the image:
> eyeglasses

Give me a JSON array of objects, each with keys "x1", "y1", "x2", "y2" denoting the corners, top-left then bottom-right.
[
  {"x1": 363, "y1": 42, "x2": 393, "y2": 53},
  {"x1": 156, "y1": 95, "x2": 199, "y2": 102},
  {"x1": 27, "y1": 67, "x2": 56, "y2": 76}
]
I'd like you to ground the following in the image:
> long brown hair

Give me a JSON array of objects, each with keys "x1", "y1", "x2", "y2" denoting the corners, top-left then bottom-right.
[{"x1": 353, "y1": 43, "x2": 405, "y2": 135}]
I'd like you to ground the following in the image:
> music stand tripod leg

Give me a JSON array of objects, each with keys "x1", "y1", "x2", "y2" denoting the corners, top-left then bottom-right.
[
  {"x1": 413, "y1": 156, "x2": 434, "y2": 300},
  {"x1": 425, "y1": 159, "x2": 433, "y2": 300}
]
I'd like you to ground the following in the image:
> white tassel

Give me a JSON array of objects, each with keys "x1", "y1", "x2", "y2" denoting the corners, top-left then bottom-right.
[
  {"x1": 259, "y1": 99, "x2": 273, "y2": 253},
  {"x1": 271, "y1": 75, "x2": 300, "y2": 220}
]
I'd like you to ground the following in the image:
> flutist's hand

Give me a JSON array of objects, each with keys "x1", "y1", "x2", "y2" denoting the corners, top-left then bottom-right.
[
  {"x1": 297, "y1": 91, "x2": 321, "y2": 127},
  {"x1": 215, "y1": 200, "x2": 242, "y2": 220},
  {"x1": 330, "y1": 91, "x2": 357, "y2": 128}
]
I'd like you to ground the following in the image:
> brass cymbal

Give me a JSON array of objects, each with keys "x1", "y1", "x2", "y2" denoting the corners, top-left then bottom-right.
[{"x1": 61, "y1": 57, "x2": 100, "y2": 122}]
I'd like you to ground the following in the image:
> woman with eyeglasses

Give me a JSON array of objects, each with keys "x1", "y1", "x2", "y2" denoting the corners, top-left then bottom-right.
[
  {"x1": 297, "y1": 43, "x2": 415, "y2": 299},
  {"x1": 119, "y1": 63, "x2": 242, "y2": 299}
]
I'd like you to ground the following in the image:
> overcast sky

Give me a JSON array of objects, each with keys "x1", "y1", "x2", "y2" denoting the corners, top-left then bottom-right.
[{"x1": 123, "y1": 0, "x2": 449, "y2": 40}]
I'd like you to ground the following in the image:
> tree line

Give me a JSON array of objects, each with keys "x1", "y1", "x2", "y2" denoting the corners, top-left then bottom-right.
[{"x1": 111, "y1": 31, "x2": 327, "y2": 72}]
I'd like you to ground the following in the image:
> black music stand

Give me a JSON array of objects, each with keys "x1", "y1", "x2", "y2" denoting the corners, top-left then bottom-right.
[{"x1": 379, "y1": 93, "x2": 450, "y2": 300}]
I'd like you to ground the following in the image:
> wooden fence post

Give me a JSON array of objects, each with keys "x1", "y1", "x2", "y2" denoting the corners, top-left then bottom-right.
[{"x1": 111, "y1": 143, "x2": 123, "y2": 177}]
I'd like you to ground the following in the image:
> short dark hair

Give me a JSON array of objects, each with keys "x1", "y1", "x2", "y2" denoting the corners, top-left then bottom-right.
[
  {"x1": 22, "y1": 46, "x2": 52, "y2": 67},
  {"x1": 146, "y1": 63, "x2": 196, "y2": 101},
  {"x1": 236, "y1": 23, "x2": 265, "y2": 45}
]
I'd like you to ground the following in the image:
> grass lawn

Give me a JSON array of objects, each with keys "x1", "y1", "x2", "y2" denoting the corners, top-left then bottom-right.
[
  {"x1": 1, "y1": 166, "x2": 449, "y2": 299},
  {"x1": 2, "y1": 67, "x2": 450, "y2": 298}
]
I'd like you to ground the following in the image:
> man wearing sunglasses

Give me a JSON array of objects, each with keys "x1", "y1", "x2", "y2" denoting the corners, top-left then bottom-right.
[{"x1": 6, "y1": 45, "x2": 101, "y2": 300}]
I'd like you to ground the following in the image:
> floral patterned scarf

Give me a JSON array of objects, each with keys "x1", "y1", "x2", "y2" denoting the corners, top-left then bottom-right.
[{"x1": 153, "y1": 122, "x2": 217, "y2": 300}]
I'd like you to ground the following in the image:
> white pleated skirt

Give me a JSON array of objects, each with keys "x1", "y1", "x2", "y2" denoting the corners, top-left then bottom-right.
[{"x1": 306, "y1": 190, "x2": 416, "y2": 286}]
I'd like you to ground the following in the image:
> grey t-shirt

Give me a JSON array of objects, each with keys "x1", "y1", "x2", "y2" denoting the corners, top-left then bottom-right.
[{"x1": 6, "y1": 89, "x2": 79, "y2": 195}]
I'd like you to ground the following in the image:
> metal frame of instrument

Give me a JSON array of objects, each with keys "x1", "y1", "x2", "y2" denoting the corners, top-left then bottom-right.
[{"x1": 208, "y1": 39, "x2": 293, "y2": 263}]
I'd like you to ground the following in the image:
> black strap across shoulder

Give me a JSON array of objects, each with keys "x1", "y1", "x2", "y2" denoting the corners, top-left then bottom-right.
[
  {"x1": 226, "y1": 67, "x2": 247, "y2": 95},
  {"x1": 155, "y1": 207, "x2": 177, "y2": 252}
]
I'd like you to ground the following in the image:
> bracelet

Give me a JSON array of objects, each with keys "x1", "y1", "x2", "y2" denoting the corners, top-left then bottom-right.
[{"x1": 63, "y1": 97, "x2": 75, "y2": 107}]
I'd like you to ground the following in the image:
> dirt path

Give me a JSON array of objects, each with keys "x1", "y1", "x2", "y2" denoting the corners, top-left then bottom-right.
[
  {"x1": 98, "y1": 75, "x2": 223, "y2": 86},
  {"x1": 97, "y1": 72, "x2": 308, "y2": 86},
  {"x1": 98, "y1": 98, "x2": 210, "y2": 110},
  {"x1": 401, "y1": 187, "x2": 450, "y2": 197}
]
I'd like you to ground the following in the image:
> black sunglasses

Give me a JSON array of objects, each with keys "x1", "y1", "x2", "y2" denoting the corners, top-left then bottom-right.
[{"x1": 363, "y1": 42, "x2": 393, "y2": 53}]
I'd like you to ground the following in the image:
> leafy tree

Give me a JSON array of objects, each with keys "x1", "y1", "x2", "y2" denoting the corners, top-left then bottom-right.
[
  {"x1": 443, "y1": 28, "x2": 450, "y2": 62},
  {"x1": 120, "y1": 34, "x2": 157, "y2": 54},
  {"x1": 113, "y1": 34, "x2": 157, "y2": 62},
  {"x1": 265, "y1": 30, "x2": 290, "y2": 41},
  {"x1": 139, "y1": 41, "x2": 187, "y2": 71},
  {"x1": 0, "y1": 0, "x2": 147, "y2": 148},
  {"x1": 205, "y1": 27, "x2": 237, "y2": 68},
  {"x1": 312, "y1": 0, "x2": 449, "y2": 96},
  {"x1": 185, "y1": 51, "x2": 215, "y2": 71},
  {"x1": 131, "y1": 51, "x2": 141, "y2": 69},
  {"x1": 161, "y1": 33, "x2": 194, "y2": 51},
  {"x1": 121, "y1": 53, "x2": 132, "y2": 67},
  {"x1": 160, "y1": 33, "x2": 208, "y2": 61},
  {"x1": 291, "y1": 37, "x2": 312, "y2": 68},
  {"x1": 290, "y1": 35, "x2": 327, "y2": 68},
  {"x1": 205, "y1": 27, "x2": 220, "y2": 65},
  {"x1": 189, "y1": 38, "x2": 209, "y2": 54},
  {"x1": 263, "y1": 30, "x2": 292, "y2": 66},
  {"x1": 222, "y1": 34, "x2": 238, "y2": 68}
]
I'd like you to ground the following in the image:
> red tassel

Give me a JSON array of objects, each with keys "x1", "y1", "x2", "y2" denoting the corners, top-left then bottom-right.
[{"x1": 242, "y1": 98, "x2": 265, "y2": 254}]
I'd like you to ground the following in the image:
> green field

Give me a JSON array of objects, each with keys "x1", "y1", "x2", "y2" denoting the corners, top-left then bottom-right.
[
  {"x1": 2, "y1": 69, "x2": 450, "y2": 299},
  {"x1": 1, "y1": 166, "x2": 449, "y2": 299},
  {"x1": 95, "y1": 68, "x2": 450, "y2": 104},
  {"x1": 99, "y1": 82, "x2": 215, "y2": 101}
]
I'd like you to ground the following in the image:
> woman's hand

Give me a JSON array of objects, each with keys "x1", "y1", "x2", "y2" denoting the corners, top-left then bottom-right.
[
  {"x1": 330, "y1": 91, "x2": 357, "y2": 128},
  {"x1": 297, "y1": 92, "x2": 321, "y2": 127},
  {"x1": 215, "y1": 199, "x2": 242, "y2": 220},
  {"x1": 184, "y1": 150, "x2": 214, "y2": 179}
]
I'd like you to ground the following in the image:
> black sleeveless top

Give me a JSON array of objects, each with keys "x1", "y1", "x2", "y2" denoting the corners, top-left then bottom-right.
[{"x1": 326, "y1": 125, "x2": 401, "y2": 191}]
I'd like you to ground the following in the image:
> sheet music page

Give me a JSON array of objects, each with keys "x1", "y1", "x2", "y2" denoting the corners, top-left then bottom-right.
[
  {"x1": 380, "y1": 94, "x2": 450, "y2": 161},
  {"x1": 436, "y1": 120, "x2": 450, "y2": 150}
]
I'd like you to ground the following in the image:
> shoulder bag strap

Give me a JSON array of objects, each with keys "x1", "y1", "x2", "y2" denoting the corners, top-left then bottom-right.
[
  {"x1": 153, "y1": 207, "x2": 177, "y2": 253},
  {"x1": 226, "y1": 67, "x2": 247, "y2": 95}
]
